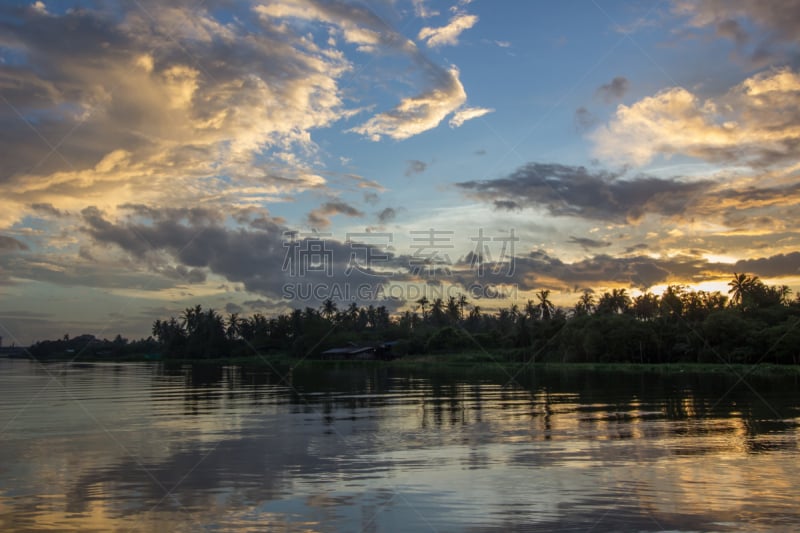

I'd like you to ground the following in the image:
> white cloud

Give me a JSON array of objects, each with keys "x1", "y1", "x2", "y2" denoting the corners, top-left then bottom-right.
[
  {"x1": 418, "y1": 12, "x2": 478, "y2": 48},
  {"x1": 412, "y1": 0, "x2": 439, "y2": 18},
  {"x1": 591, "y1": 67, "x2": 800, "y2": 167},
  {"x1": 0, "y1": 1, "x2": 483, "y2": 229},
  {"x1": 349, "y1": 66, "x2": 467, "y2": 140},
  {"x1": 449, "y1": 106, "x2": 494, "y2": 127}
]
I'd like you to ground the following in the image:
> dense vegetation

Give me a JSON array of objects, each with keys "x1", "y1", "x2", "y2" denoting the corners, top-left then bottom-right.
[
  {"x1": 27, "y1": 333, "x2": 159, "y2": 360},
  {"x1": 137, "y1": 273, "x2": 800, "y2": 365}
]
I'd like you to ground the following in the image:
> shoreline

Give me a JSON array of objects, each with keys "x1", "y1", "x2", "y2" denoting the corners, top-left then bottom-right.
[{"x1": 7, "y1": 352, "x2": 800, "y2": 376}]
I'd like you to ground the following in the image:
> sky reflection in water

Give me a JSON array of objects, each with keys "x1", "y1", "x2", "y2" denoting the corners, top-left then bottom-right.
[{"x1": 1, "y1": 359, "x2": 799, "y2": 531}]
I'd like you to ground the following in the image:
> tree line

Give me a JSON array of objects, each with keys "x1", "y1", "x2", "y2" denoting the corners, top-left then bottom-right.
[{"x1": 144, "y1": 273, "x2": 800, "y2": 364}]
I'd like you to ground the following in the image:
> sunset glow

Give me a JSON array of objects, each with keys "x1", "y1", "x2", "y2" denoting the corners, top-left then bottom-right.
[{"x1": 1, "y1": 0, "x2": 799, "y2": 343}]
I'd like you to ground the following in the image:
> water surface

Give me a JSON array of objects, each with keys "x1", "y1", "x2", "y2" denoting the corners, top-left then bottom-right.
[{"x1": 1, "y1": 359, "x2": 799, "y2": 531}]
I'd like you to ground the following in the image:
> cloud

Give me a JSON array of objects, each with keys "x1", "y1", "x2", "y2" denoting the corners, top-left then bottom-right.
[
  {"x1": 574, "y1": 107, "x2": 597, "y2": 130},
  {"x1": 30, "y1": 203, "x2": 66, "y2": 218},
  {"x1": 404, "y1": 159, "x2": 428, "y2": 176},
  {"x1": 307, "y1": 200, "x2": 364, "y2": 228},
  {"x1": 0, "y1": 0, "x2": 482, "y2": 229},
  {"x1": 716, "y1": 19, "x2": 749, "y2": 46},
  {"x1": 377, "y1": 207, "x2": 397, "y2": 223},
  {"x1": 591, "y1": 67, "x2": 800, "y2": 167},
  {"x1": 673, "y1": 0, "x2": 800, "y2": 62},
  {"x1": 405, "y1": 160, "x2": 428, "y2": 176},
  {"x1": 79, "y1": 205, "x2": 391, "y2": 306},
  {"x1": 596, "y1": 76, "x2": 630, "y2": 102},
  {"x1": 447, "y1": 247, "x2": 800, "y2": 294},
  {"x1": 255, "y1": 1, "x2": 481, "y2": 142},
  {"x1": 349, "y1": 66, "x2": 469, "y2": 141},
  {"x1": 225, "y1": 302, "x2": 244, "y2": 314},
  {"x1": 0, "y1": 235, "x2": 29, "y2": 251},
  {"x1": 456, "y1": 162, "x2": 714, "y2": 222},
  {"x1": 412, "y1": 0, "x2": 439, "y2": 18},
  {"x1": 624, "y1": 243, "x2": 649, "y2": 254},
  {"x1": 449, "y1": 106, "x2": 494, "y2": 127},
  {"x1": 0, "y1": 1, "x2": 362, "y2": 228},
  {"x1": 733, "y1": 252, "x2": 800, "y2": 277},
  {"x1": 567, "y1": 236, "x2": 612, "y2": 250},
  {"x1": 418, "y1": 12, "x2": 478, "y2": 48}
]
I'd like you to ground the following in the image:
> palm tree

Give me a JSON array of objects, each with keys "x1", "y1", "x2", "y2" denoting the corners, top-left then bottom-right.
[
  {"x1": 320, "y1": 298, "x2": 338, "y2": 321},
  {"x1": 632, "y1": 293, "x2": 658, "y2": 321},
  {"x1": 728, "y1": 272, "x2": 758, "y2": 308},
  {"x1": 457, "y1": 293, "x2": 468, "y2": 321},
  {"x1": 181, "y1": 304, "x2": 203, "y2": 334},
  {"x1": 430, "y1": 297, "x2": 446, "y2": 325},
  {"x1": 524, "y1": 299, "x2": 537, "y2": 320},
  {"x1": 468, "y1": 305, "x2": 481, "y2": 321},
  {"x1": 226, "y1": 313, "x2": 241, "y2": 340},
  {"x1": 776, "y1": 285, "x2": 792, "y2": 305},
  {"x1": 536, "y1": 289, "x2": 554, "y2": 321},
  {"x1": 345, "y1": 302, "x2": 359, "y2": 324},
  {"x1": 573, "y1": 292, "x2": 595, "y2": 316},
  {"x1": 416, "y1": 296, "x2": 430, "y2": 321},
  {"x1": 612, "y1": 288, "x2": 630, "y2": 313},
  {"x1": 446, "y1": 296, "x2": 460, "y2": 323},
  {"x1": 597, "y1": 288, "x2": 630, "y2": 314},
  {"x1": 659, "y1": 285, "x2": 684, "y2": 318}
]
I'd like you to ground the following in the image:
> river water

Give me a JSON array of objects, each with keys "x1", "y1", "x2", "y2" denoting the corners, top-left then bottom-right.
[{"x1": 1, "y1": 358, "x2": 799, "y2": 531}]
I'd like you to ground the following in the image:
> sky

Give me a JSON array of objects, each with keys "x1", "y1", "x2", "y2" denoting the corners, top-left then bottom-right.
[{"x1": 1, "y1": 0, "x2": 799, "y2": 344}]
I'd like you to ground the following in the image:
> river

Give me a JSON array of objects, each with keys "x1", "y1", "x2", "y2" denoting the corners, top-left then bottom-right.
[{"x1": 1, "y1": 358, "x2": 799, "y2": 531}]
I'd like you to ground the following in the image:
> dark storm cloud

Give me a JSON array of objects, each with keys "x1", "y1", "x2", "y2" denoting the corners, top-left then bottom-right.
[
  {"x1": 733, "y1": 252, "x2": 800, "y2": 277},
  {"x1": 596, "y1": 76, "x2": 629, "y2": 102},
  {"x1": 445, "y1": 250, "x2": 675, "y2": 292},
  {"x1": 456, "y1": 162, "x2": 713, "y2": 222},
  {"x1": 119, "y1": 204, "x2": 223, "y2": 225},
  {"x1": 567, "y1": 236, "x2": 611, "y2": 250},
  {"x1": 0, "y1": 235, "x2": 29, "y2": 251},
  {"x1": 307, "y1": 201, "x2": 364, "y2": 228},
  {"x1": 405, "y1": 160, "x2": 428, "y2": 176},
  {"x1": 80, "y1": 206, "x2": 393, "y2": 306},
  {"x1": 675, "y1": 0, "x2": 800, "y2": 65},
  {"x1": 30, "y1": 203, "x2": 67, "y2": 217},
  {"x1": 624, "y1": 243, "x2": 649, "y2": 254},
  {"x1": 493, "y1": 200, "x2": 521, "y2": 210},
  {"x1": 377, "y1": 207, "x2": 397, "y2": 223},
  {"x1": 716, "y1": 19, "x2": 749, "y2": 46},
  {"x1": 225, "y1": 302, "x2": 244, "y2": 314},
  {"x1": 445, "y1": 246, "x2": 800, "y2": 294}
]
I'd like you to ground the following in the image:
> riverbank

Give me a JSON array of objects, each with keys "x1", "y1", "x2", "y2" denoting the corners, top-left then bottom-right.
[{"x1": 13, "y1": 351, "x2": 800, "y2": 376}]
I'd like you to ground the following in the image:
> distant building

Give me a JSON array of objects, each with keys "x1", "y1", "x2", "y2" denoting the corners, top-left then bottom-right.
[
  {"x1": 320, "y1": 345, "x2": 376, "y2": 360},
  {"x1": 319, "y1": 341, "x2": 398, "y2": 360}
]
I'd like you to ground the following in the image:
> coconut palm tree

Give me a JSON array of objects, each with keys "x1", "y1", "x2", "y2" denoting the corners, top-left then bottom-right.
[
  {"x1": 457, "y1": 293, "x2": 469, "y2": 321},
  {"x1": 430, "y1": 297, "x2": 446, "y2": 326},
  {"x1": 632, "y1": 292, "x2": 659, "y2": 321},
  {"x1": 536, "y1": 289, "x2": 554, "y2": 321},
  {"x1": 573, "y1": 292, "x2": 595, "y2": 316},
  {"x1": 446, "y1": 296, "x2": 460, "y2": 323},
  {"x1": 320, "y1": 298, "x2": 338, "y2": 321},
  {"x1": 226, "y1": 313, "x2": 241, "y2": 340},
  {"x1": 728, "y1": 272, "x2": 758, "y2": 308},
  {"x1": 416, "y1": 296, "x2": 430, "y2": 321},
  {"x1": 181, "y1": 304, "x2": 203, "y2": 335}
]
